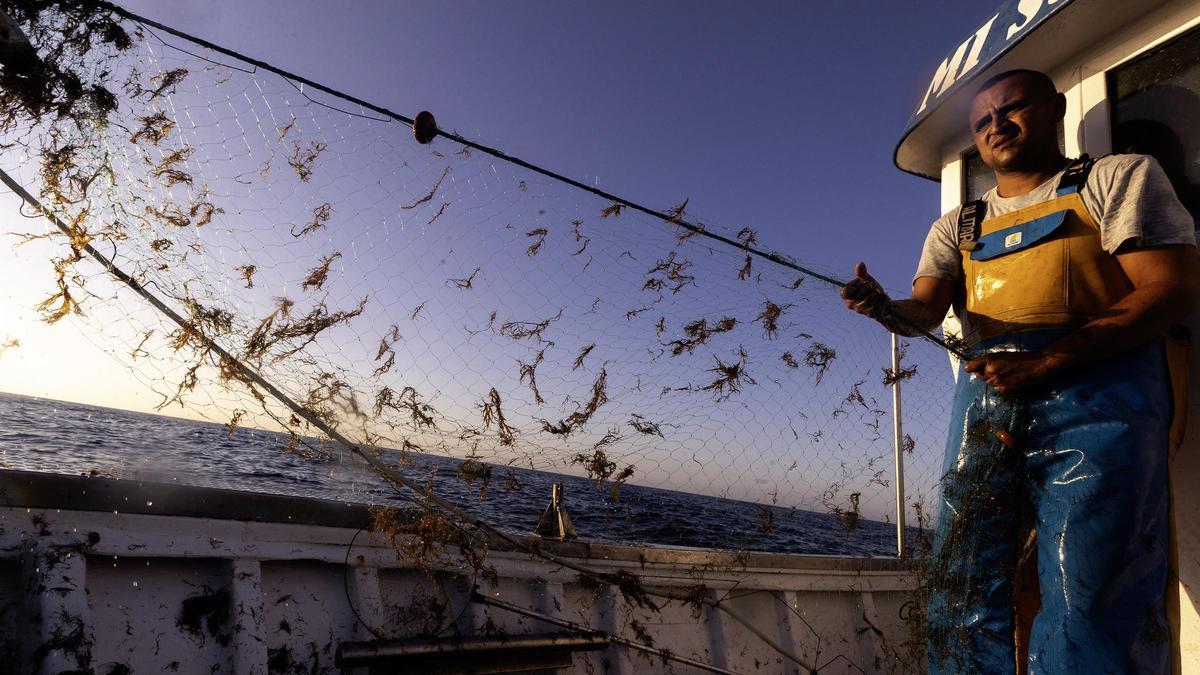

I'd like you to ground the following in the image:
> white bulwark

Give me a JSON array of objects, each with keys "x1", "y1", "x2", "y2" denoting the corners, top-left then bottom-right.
[{"x1": 897, "y1": 0, "x2": 1200, "y2": 671}]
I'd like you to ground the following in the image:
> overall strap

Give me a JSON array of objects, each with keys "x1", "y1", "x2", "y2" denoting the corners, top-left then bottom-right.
[
  {"x1": 1056, "y1": 154, "x2": 1094, "y2": 196},
  {"x1": 957, "y1": 200, "x2": 985, "y2": 252}
]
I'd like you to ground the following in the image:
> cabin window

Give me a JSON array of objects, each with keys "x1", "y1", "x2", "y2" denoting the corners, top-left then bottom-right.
[
  {"x1": 962, "y1": 149, "x2": 997, "y2": 202},
  {"x1": 1109, "y1": 25, "x2": 1200, "y2": 223}
]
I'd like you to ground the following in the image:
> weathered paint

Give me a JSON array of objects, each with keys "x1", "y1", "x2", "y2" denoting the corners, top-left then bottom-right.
[{"x1": 0, "y1": 471, "x2": 918, "y2": 674}]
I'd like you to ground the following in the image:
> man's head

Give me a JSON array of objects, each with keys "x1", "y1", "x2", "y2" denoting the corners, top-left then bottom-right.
[{"x1": 969, "y1": 69, "x2": 1066, "y2": 173}]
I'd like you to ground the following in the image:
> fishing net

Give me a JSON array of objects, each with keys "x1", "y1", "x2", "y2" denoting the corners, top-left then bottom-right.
[
  {"x1": 0, "y1": 3, "x2": 954, "y2": 553},
  {"x1": 0, "y1": 3, "x2": 972, "y2": 670}
]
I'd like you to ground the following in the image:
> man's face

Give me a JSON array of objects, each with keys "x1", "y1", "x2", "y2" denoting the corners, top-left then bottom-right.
[{"x1": 969, "y1": 75, "x2": 1063, "y2": 172}]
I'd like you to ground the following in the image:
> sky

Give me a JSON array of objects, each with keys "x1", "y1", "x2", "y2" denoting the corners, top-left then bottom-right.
[{"x1": 0, "y1": 0, "x2": 1001, "y2": 412}]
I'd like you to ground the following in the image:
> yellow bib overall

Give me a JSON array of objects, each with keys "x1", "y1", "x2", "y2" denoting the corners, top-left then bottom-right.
[{"x1": 961, "y1": 191, "x2": 1131, "y2": 344}]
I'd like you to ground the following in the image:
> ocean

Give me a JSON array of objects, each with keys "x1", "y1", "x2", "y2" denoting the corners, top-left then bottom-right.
[{"x1": 0, "y1": 391, "x2": 908, "y2": 557}]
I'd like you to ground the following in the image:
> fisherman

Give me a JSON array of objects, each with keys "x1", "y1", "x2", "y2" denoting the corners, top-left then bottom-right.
[{"x1": 841, "y1": 68, "x2": 1198, "y2": 673}]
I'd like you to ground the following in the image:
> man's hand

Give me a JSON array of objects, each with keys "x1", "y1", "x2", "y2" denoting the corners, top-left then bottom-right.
[
  {"x1": 841, "y1": 262, "x2": 891, "y2": 318},
  {"x1": 840, "y1": 263, "x2": 954, "y2": 337},
  {"x1": 964, "y1": 352, "x2": 1060, "y2": 394}
]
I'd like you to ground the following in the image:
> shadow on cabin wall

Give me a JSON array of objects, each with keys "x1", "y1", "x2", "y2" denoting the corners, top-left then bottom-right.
[
  {"x1": 1083, "y1": 78, "x2": 1200, "y2": 672},
  {"x1": 1110, "y1": 83, "x2": 1200, "y2": 224}
]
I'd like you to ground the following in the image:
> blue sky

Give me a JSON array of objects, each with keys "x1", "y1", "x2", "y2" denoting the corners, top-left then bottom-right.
[{"x1": 116, "y1": 0, "x2": 997, "y2": 292}]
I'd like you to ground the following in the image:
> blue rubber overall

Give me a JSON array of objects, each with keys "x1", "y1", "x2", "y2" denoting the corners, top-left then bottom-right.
[{"x1": 926, "y1": 330, "x2": 1171, "y2": 674}]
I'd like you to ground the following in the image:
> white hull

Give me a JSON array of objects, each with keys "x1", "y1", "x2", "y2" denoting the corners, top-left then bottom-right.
[{"x1": 0, "y1": 470, "x2": 917, "y2": 674}]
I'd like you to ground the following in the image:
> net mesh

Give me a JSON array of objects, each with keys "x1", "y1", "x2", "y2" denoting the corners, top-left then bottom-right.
[{"x1": 0, "y1": 5, "x2": 954, "y2": 561}]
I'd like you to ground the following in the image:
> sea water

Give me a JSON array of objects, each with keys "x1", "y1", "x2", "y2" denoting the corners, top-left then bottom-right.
[{"x1": 0, "y1": 391, "x2": 906, "y2": 556}]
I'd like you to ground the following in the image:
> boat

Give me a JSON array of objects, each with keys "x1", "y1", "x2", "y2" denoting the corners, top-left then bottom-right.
[{"x1": 2, "y1": 0, "x2": 1198, "y2": 672}]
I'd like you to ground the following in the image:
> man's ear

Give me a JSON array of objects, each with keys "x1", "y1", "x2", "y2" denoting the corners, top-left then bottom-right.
[{"x1": 1053, "y1": 92, "x2": 1067, "y2": 120}]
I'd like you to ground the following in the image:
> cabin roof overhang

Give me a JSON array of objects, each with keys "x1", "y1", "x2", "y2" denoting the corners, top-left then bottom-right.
[{"x1": 894, "y1": 0, "x2": 1170, "y2": 180}]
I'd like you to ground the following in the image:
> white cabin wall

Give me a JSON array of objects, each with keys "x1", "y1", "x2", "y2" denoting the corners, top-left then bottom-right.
[{"x1": 939, "y1": 155, "x2": 964, "y2": 214}]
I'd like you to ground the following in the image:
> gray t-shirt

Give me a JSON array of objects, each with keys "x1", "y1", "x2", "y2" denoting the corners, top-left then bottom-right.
[{"x1": 915, "y1": 154, "x2": 1196, "y2": 286}]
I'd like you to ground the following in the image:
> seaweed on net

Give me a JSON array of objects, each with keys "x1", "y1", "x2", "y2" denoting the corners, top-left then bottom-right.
[
  {"x1": 425, "y1": 202, "x2": 448, "y2": 225},
  {"x1": 304, "y1": 372, "x2": 369, "y2": 426},
  {"x1": 374, "y1": 386, "x2": 436, "y2": 430},
  {"x1": 782, "y1": 275, "x2": 805, "y2": 291},
  {"x1": 446, "y1": 267, "x2": 480, "y2": 290},
  {"x1": 402, "y1": 166, "x2": 450, "y2": 210},
  {"x1": 267, "y1": 297, "x2": 368, "y2": 361},
  {"x1": 643, "y1": 251, "x2": 695, "y2": 296},
  {"x1": 525, "y1": 227, "x2": 547, "y2": 256},
  {"x1": 600, "y1": 202, "x2": 624, "y2": 218},
  {"x1": 276, "y1": 116, "x2": 296, "y2": 140},
  {"x1": 503, "y1": 467, "x2": 523, "y2": 491},
  {"x1": 236, "y1": 264, "x2": 256, "y2": 288},
  {"x1": 883, "y1": 363, "x2": 918, "y2": 385},
  {"x1": 780, "y1": 351, "x2": 799, "y2": 368},
  {"x1": 291, "y1": 202, "x2": 332, "y2": 238},
  {"x1": 37, "y1": 255, "x2": 84, "y2": 323},
  {"x1": 539, "y1": 368, "x2": 608, "y2": 437},
  {"x1": 129, "y1": 330, "x2": 153, "y2": 359},
  {"x1": 572, "y1": 449, "x2": 615, "y2": 483},
  {"x1": 287, "y1": 140, "x2": 326, "y2": 182},
  {"x1": 498, "y1": 309, "x2": 562, "y2": 343},
  {"x1": 627, "y1": 414, "x2": 663, "y2": 437},
  {"x1": 129, "y1": 112, "x2": 175, "y2": 145},
  {"x1": 153, "y1": 147, "x2": 193, "y2": 185},
  {"x1": 518, "y1": 349, "x2": 546, "y2": 405},
  {"x1": 755, "y1": 300, "x2": 791, "y2": 340},
  {"x1": 480, "y1": 387, "x2": 518, "y2": 446},
  {"x1": 699, "y1": 347, "x2": 755, "y2": 400},
  {"x1": 571, "y1": 343, "x2": 595, "y2": 371},
  {"x1": 570, "y1": 448, "x2": 634, "y2": 499},
  {"x1": 664, "y1": 316, "x2": 736, "y2": 356},
  {"x1": 832, "y1": 379, "x2": 870, "y2": 417},
  {"x1": 301, "y1": 251, "x2": 341, "y2": 292},
  {"x1": 457, "y1": 456, "x2": 492, "y2": 500},
  {"x1": 370, "y1": 505, "x2": 465, "y2": 575},
  {"x1": 883, "y1": 341, "x2": 918, "y2": 385},
  {"x1": 737, "y1": 254, "x2": 752, "y2": 281},
  {"x1": 916, "y1": 400, "x2": 1030, "y2": 671},
  {"x1": 188, "y1": 198, "x2": 222, "y2": 228},
  {"x1": 224, "y1": 409, "x2": 245, "y2": 437},
  {"x1": 664, "y1": 198, "x2": 688, "y2": 223},
  {"x1": 803, "y1": 342, "x2": 836, "y2": 384},
  {"x1": 145, "y1": 67, "x2": 188, "y2": 99},
  {"x1": 243, "y1": 297, "x2": 293, "y2": 363},
  {"x1": 372, "y1": 325, "x2": 401, "y2": 376}
]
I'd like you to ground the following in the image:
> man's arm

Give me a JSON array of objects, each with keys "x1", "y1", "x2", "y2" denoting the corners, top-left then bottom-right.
[
  {"x1": 967, "y1": 245, "x2": 1198, "y2": 393},
  {"x1": 841, "y1": 261, "x2": 954, "y2": 337}
]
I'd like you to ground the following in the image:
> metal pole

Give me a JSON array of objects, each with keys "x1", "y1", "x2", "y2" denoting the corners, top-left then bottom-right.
[{"x1": 890, "y1": 332, "x2": 907, "y2": 558}]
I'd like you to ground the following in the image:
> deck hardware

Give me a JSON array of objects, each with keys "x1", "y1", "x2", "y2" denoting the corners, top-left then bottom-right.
[
  {"x1": 534, "y1": 482, "x2": 576, "y2": 540},
  {"x1": 336, "y1": 633, "x2": 607, "y2": 671}
]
